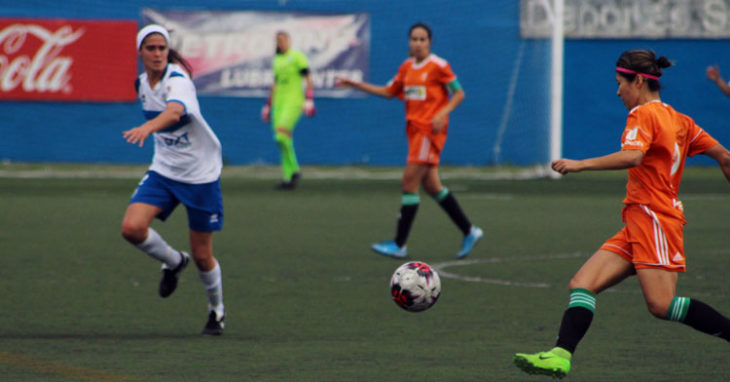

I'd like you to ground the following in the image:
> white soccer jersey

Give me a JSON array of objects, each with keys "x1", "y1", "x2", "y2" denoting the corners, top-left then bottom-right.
[{"x1": 137, "y1": 63, "x2": 222, "y2": 184}]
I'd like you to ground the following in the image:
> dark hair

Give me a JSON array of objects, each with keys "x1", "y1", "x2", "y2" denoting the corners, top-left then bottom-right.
[
  {"x1": 616, "y1": 50, "x2": 672, "y2": 91},
  {"x1": 141, "y1": 32, "x2": 194, "y2": 78},
  {"x1": 168, "y1": 49, "x2": 193, "y2": 78},
  {"x1": 409, "y1": 22, "x2": 432, "y2": 40}
]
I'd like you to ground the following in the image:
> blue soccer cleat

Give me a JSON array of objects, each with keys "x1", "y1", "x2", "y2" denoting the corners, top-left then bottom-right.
[
  {"x1": 371, "y1": 240, "x2": 407, "y2": 259},
  {"x1": 456, "y1": 226, "x2": 483, "y2": 259}
]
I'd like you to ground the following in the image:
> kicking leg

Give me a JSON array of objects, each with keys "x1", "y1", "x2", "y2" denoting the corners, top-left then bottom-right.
[{"x1": 514, "y1": 249, "x2": 634, "y2": 378}]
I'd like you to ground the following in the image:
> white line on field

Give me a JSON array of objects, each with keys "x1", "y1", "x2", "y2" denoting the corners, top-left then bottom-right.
[{"x1": 431, "y1": 253, "x2": 587, "y2": 288}]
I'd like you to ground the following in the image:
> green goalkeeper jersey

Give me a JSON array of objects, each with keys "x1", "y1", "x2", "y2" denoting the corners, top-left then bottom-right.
[{"x1": 272, "y1": 49, "x2": 309, "y2": 107}]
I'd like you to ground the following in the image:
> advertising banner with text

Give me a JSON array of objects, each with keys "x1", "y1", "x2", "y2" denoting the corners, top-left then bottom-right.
[
  {"x1": 142, "y1": 9, "x2": 370, "y2": 98},
  {"x1": 522, "y1": 0, "x2": 730, "y2": 39},
  {"x1": 0, "y1": 18, "x2": 137, "y2": 101}
]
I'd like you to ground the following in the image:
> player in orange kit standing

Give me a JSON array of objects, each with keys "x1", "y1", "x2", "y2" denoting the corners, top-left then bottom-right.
[
  {"x1": 337, "y1": 22, "x2": 482, "y2": 259},
  {"x1": 513, "y1": 49, "x2": 730, "y2": 379}
]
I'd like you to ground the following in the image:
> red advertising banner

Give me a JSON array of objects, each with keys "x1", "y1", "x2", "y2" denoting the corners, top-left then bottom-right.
[{"x1": 0, "y1": 18, "x2": 137, "y2": 102}]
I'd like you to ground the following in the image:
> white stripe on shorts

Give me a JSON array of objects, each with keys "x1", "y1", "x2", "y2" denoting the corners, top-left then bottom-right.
[
  {"x1": 641, "y1": 205, "x2": 669, "y2": 266},
  {"x1": 418, "y1": 135, "x2": 431, "y2": 161}
]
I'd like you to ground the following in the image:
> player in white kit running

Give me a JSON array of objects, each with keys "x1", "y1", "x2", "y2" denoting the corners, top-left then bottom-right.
[{"x1": 121, "y1": 24, "x2": 225, "y2": 335}]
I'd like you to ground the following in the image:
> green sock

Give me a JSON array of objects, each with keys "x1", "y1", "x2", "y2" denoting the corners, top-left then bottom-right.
[
  {"x1": 666, "y1": 296, "x2": 690, "y2": 322},
  {"x1": 276, "y1": 133, "x2": 299, "y2": 181}
]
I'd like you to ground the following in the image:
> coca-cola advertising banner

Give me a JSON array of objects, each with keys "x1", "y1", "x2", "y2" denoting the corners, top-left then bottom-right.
[
  {"x1": 142, "y1": 9, "x2": 370, "y2": 98},
  {"x1": 0, "y1": 19, "x2": 137, "y2": 102}
]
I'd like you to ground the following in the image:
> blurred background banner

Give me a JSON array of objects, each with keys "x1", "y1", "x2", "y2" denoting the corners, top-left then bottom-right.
[
  {"x1": 142, "y1": 9, "x2": 370, "y2": 98},
  {"x1": 522, "y1": 0, "x2": 730, "y2": 39},
  {"x1": 4, "y1": 1, "x2": 730, "y2": 167},
  {"x1": 0, "y1": 18, "x2": 137, "y2": 102}
]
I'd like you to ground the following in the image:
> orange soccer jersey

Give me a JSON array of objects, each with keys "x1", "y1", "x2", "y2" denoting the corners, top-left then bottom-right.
[
  {"x1": 385, "y1": 54, "x2": 457, "y2": 130},
  {"x1": 600, "y1": 101, "x2": 718, "y2": 271},
  {"x1": 620, "y1": 101, "x2": 718, "y2": 222},
  {"x1": 385, "y1": 54, "x2": 458, "y2": 164}
]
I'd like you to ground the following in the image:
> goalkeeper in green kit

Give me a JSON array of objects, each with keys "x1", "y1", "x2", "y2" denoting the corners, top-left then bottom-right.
[{"x1": 261, "y1": 31, "x2": 315, "y2": 190}]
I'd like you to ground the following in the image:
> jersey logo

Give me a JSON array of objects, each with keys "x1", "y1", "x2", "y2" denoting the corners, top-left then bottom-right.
[
  {"x1": 160, "y1": 132, "x2": 191, "y2": 148},
  {"x1": 625, "y1": 127, "x2": 639, "y2": 140},
  {"x1": 672, "y1": 198, "x2": 684, "y2": 212},
  {"x1": 404, "y1": 86, "x2": 426, "y2": 100},
  {"x1": 421, "y1": 72, "x2": 428, "y2": 81},
  {"x1": 672, "y1": 252, "x2": 683, "y2": 262},
  {"x1": 670, "y1": 142, "x2": 681, "y2": 176},
  {"x1": 622, "y1": 127, "x2": 643, "y2": 148}
]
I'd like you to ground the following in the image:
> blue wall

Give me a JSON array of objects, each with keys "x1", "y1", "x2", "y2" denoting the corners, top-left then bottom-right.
[{"x1": 2, "y1": 0, "x2": 729, "y2": 166}]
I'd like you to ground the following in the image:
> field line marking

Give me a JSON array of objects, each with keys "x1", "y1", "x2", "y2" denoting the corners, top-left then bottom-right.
[
  {"x1": 432, "y1": 251, "x2": 730, "y2": 298},
  {"x1": 0, "y1": 351, "x2": 140, "y2": 382},
  {"x1": 432, "y1": 253, "x2": 587, "y2": 288}
]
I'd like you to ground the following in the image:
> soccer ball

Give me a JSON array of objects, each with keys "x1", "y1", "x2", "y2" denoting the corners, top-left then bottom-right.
[{"x1": 390, "y1": 261, "x2": 441, "y2": 312}]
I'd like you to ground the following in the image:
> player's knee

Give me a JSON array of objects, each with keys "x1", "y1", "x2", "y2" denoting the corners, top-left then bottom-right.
[
  {"x1": 645, "y1": 298, "x2": 671, "y2": 319},
  {"x1": 274, "y1": 133, "x2": 290, "y2": 147},
  {"x1": 401, "y1": 175, "x2": 421, "y2": 191},
  {"x1": 193, "y1": 256, "x2": 216, "y2": 272},
  {"x1": 423, "y1": 183, "x2": 440, "y2": 196},
  {"x1": 121, "y1": 222, "x2": 147, "y2": 244},
  {"x1": 568, "y1": 276, "x2": 588, "y2": 291}
]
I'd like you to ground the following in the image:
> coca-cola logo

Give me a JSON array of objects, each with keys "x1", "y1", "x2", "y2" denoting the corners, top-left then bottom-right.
[
  {"x1": 0, "y1": 23, "x2": 84, "y2": 94},
  {"x1": 0, "y1": 18, "x2": 137, "y2": 102}
]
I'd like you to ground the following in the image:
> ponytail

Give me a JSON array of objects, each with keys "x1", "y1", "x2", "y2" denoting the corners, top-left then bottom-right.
[{"x1": 168, "y1": 48, "x2": 193, "y2": 78}]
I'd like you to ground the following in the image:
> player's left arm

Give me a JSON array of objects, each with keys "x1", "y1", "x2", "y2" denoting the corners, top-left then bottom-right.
[
  {"x1": 123, "y1": 102, "x2": 185, "y2": 147},
  {"x1": 297, "y1": 52, "x2": 316, "y2": 117},
  {"x1": 707, "y1": 66, "x2": 730, "y2": 97},
  {"x1": 552, "y1": 150, "x2": 644, "y2": 175},
  {"x1": 302, "y1": 68, "x2": 315, "y2": 117},
  {"x1": 432, "y1": 78, "x2": 465, "y2": 133},
  {"x1": 702, "y1": 144, "x2": 730, "y2": 183}
]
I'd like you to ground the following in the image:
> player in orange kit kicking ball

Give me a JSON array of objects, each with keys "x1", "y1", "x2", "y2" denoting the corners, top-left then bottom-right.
[
  {"x1": 513, "y1": 49, "x2": 730, "y2": 379},
  {"x1": 336, "y1": 22, "x2": 482, "y2": 259}
]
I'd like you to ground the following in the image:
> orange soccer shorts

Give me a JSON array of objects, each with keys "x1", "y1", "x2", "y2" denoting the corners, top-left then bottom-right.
[
  {"x1": 600, "y1": 204, "x2": 686, "y2": 272},
  {"x1": 406, "y1": 123, "x2": 447, "y2": 165}
]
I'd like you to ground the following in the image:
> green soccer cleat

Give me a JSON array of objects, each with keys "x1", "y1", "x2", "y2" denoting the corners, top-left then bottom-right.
[{"x1": 513, "y1": 347, "x2": 571, "y2": 379}]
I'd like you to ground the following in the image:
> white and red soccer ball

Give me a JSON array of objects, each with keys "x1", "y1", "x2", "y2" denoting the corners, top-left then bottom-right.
[{"x1": 390, "y1": 261, "x2": 441, "y2": 312}]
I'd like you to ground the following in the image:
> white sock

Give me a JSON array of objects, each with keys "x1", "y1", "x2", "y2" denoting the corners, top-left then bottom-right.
[
  {"x1": 135, "y1": 227, "x2": 181, "y2": 269},
  {"x1": 199, "y1": 261, "x2": 224, "y2": 316}
]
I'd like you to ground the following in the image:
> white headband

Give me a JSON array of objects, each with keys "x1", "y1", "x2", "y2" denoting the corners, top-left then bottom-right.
[{"x1": 136, "y1": 24, "x2": 170, "y2": 50}]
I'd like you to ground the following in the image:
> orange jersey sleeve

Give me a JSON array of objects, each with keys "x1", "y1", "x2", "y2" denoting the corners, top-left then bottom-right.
[
  {"x1": 686, "y1": 120, "x2": 719, "y2": 157},
  {"x1": 621, "y1": 101, "x2": 719, "y2": 222},
  {"x1": 385, "y1": 60, "x2": 408, "y2": 99},
  {"x1": 436, "y1": 59, "x2": 457, "y2": 85}
]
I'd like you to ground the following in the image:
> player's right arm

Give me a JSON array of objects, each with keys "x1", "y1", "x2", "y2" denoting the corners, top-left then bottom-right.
[
  {"x1": 123, "y1": 101, "x2": 185, "y2": 147},
  {"x1": 336, "y1": 61, "x2": 405, "y2": 99},
  {"x1": 552, "y1": 150, "x2": 644, "y2": 174},
  {"x1": 335, "y1": 77, "x2": 395, "y2": 98}
]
